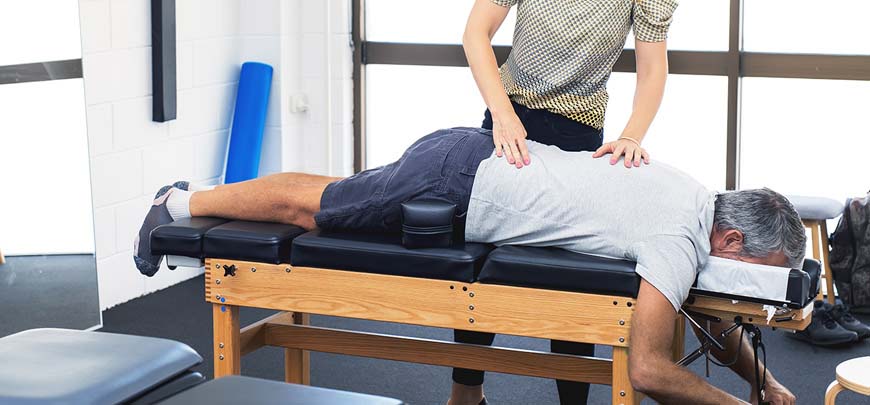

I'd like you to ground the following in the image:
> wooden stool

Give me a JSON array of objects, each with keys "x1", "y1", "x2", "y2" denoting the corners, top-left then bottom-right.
[
  {"x1": 789, "y1": 196, "x2": 844, "y2": 304},
  {"x1": 825, "y1": 356, "x2": 870, "y2": 404}
]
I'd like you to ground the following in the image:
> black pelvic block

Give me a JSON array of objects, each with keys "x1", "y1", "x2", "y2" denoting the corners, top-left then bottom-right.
[{"x1": 401, "y1": 200, "x2": 456, "y2": 249}]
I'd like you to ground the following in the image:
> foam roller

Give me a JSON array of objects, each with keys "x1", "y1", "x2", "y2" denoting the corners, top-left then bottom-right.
[{"x1": 224, "y1": 62, "x2": 273, "y2": 184}]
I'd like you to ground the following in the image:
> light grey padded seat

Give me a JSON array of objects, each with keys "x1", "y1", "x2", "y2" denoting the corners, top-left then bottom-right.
[
  {"x1": 787, "y1": 195, "x2": 844, "y2": 220},
  {"x1": 0, "y1": 328, "x2": 202, "y2": 405},
  {"x1": 158, "y1": 375, "x2": 405, "y2": 405}
]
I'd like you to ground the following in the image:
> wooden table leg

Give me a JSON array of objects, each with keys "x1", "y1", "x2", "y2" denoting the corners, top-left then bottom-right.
[
  {"x1": 0, "y1": 248, "x2": 5, "y2": 265},
  {"x1": 825, "y1": 380, "x2": 844, "y2": 405},
  {"x1": 820, "y1": 222, "x2": 837, "y2": 304},
  {"x1": 613, "y1": 346, "x2": 639, "y2": 405},
  {"x1": 285, "y1": 312, "x2": 311, "y2": 384},
  {"x1": 213, "y1": 303, "x2": 240, "y2": 378},
  {"x1": 672, "y1": 316, "x2": 685, "y2": 363}
]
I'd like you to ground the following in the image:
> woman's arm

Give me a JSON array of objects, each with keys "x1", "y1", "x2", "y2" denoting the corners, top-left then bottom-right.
[
  {"x1": 464, "y1": 0, "x2": 530, "y2": 168},
  {"x1": 593, "y1": 39, "x2": 668, "y2": 168}
]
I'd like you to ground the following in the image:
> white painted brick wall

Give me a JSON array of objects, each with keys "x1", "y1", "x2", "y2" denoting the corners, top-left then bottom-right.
[{"x1": 81, "y1": 0, "x2": 354, "y2": 310}]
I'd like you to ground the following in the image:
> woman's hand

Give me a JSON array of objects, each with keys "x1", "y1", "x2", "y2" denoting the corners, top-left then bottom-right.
[
  {"x1": 492, "y1": 111, "x2": 531, "y2": 168},
  {"x1": 592, "y1": 137, "x2": 650, "y2": 168}
]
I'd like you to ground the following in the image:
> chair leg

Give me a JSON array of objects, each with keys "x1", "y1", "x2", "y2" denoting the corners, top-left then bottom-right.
[
  {"x1": 825, "y1": 380, "x2": 844, "y2": 405},
  {"x1": 612, "y1": 347, "x2": 639, "y2": 405},
  {"x1": 820, "y1": 222, "x2": 837, "y2": 304},
  {"x1": 808, "y1": 222, "x2": 826, "y2": 302},
  {"x1": 213, "y1": 303, "x2": 240, "y2": 377},
  {"x1": 285, "y1": 312, "x2": 311, "y2": 384}
]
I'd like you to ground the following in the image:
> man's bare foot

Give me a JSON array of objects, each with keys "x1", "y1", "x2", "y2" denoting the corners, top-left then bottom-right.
[{"x1": 447, "y1": 383, "x2": 485, "y2": 405}]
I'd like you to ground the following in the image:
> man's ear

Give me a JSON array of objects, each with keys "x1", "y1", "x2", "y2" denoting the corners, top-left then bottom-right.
[
  {"x1": 712, "y1": 228, "x2": 744, "y2": 254},
  {"x1": 719, "y1": 229, "x2": 744, "y2": 253}
]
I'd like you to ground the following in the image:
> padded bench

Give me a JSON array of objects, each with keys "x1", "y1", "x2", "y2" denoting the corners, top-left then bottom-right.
[
  {"x1": 151, "y1": 218, "x2": 820, "y2": 405},
  {"x1": 0, "y1": 328, "x2": 405, "y2": 405}
]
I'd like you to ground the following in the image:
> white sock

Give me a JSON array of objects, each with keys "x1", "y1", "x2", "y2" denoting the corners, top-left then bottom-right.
[
  {"x1": 189, "y1": 183, "x2": 216, "y2": 192},
  {"x1": 166, "y1": 189, "x2": 193, "y2": 220}
]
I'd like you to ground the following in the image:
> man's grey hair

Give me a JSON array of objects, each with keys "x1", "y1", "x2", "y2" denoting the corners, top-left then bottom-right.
[{"x1": 713, "y1": 188, "x2": 806, "y2": 268}]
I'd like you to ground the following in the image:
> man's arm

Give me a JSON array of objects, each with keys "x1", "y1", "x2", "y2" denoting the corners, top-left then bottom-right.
[
  {"x1": 630, "y1": 280, "x2": 749, "y2": 404},
  {"x1": 693, "y1": 322, "x2": 795, "y2": 405}
]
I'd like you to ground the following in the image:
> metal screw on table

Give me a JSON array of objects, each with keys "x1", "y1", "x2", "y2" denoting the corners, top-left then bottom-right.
[
  {"x1": 469, "y1": 292, "x2": 474, "y2": 297},
  {"x1": 219, "y1": 354, "x2": 224, "y2": 360},
  {"x1": 216, "y1": 279, "x2": 221, "y2": 285},
  {"x1": 469, "y1": 318, "x2": 475, "y2": 323},
  {"x1": 285, "y1": 267, "x2": 292, "y2": 273},
  {"x1": 618, "y1": 337, "x2": 625, "y2": 343},
  {"x1": 619, "y1": 320, "x2": 625, "y2": 325},
  {"x1": 251, "y1": 267, "x2": 256, "y2": 272},
  {"x1": 219, "y1": 342, "x2": 224, "y2": 348},
  {"x1": 469, "y1": 305, "x2": 475, "y2": 311}
]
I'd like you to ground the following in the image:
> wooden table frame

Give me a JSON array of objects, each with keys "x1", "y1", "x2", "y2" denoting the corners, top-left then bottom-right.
[{"x1": 206, "y1": 258, "x2": 813, "y2": 405}]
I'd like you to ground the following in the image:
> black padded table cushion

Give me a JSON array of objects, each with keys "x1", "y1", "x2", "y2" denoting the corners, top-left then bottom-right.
[
  {"x1": 158, "y1": 376, "x2": 404, "y2": 405},
  {"x1": 151, "y1": 217, "x2": 229, "y2": 258},
  {"x1": 0, "y1": 328, "x2": 202, "y2": 405},
  {"x1": 478, "y1": 245, "x2": 641, "y2": 297},
  {"x1": 291, "y1": 230, "x2": 493, "y2": 282},
  {"x1": 204, "y1": 220, "x2": 306, "y2": 264}
]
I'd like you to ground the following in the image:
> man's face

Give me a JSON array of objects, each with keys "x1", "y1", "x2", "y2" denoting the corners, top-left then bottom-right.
[{"x1": 709, "y1": 228, "x2": 790, "y2": 267}]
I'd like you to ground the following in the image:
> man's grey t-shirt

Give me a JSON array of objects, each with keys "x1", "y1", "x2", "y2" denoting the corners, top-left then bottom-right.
[{"x1": 465, "y1": 141, "x2": 716, "y2": 310}]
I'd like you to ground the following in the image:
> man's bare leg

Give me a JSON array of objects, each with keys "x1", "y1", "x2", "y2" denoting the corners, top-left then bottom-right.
[{"x1": 190, "y1": 172, "x2": 340, "y2": 230}]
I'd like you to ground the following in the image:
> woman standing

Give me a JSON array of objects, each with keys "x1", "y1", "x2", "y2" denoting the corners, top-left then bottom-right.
[{"x1": 450, "y1": 0, "x2": 678, "y2": 404}]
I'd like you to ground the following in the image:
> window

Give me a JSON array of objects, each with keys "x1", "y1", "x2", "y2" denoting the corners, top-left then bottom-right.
[
  {"x1": 366, "y1": 0, "x2": 516, "y2": 46},
  {"x1": 0, "y1": 1, "x2": 83, "y2": 65},
  {"x1": 366, "y1": 65, "x2": 485, "y2": 168},
  {"x1": 605, "y1": 73, "x2": 728, "y2": 190},
  {"x1": 0, "y1": 80, "x2": 94, "y2": 255},
  {"x1": 743, "y1": 0, "x2": 870, "y2": 55},
  {"x1": 740, "y1": 78, "x2": 870, "y2": 199},
  {"x1": 355, "y1": 0, "x2": 870, "y2": 194}
]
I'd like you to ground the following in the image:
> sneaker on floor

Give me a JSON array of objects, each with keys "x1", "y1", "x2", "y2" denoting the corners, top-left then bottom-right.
[
  {"x1": 830, "y1": 303, "x2": 870, "y2": 339},
  {"x1": 133, "y1": 187, "x2": 182, "y2": 277},
  {"x1": 788, "y1": 301, "x2": 858, "y2": 346}
]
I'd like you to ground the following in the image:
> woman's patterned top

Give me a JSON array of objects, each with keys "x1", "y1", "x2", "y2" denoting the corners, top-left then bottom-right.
[{"x1": 491, "y1": 0, "x2": 678, "y2": 129}]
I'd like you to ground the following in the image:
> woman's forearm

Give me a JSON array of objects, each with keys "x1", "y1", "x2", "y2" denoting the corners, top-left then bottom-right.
[
  {"x1": 621, "y1": 61, "x2": 666, "y2": 142},
  {"x1": 463, "y1": 28, "x2": 513, "y2": 117},
  {"x1": 621, "y1": 40, "x2": 669, "y2": 143}
]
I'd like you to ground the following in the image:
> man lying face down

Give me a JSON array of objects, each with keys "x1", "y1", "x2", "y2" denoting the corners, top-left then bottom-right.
[{"x1": 135, "y1": 127, "x2": 805, "y2": 404}]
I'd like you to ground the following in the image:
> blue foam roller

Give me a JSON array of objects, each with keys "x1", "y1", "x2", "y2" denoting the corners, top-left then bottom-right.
[{"x1": 224, "y1": 62, "x2": 273, "y2": 184}]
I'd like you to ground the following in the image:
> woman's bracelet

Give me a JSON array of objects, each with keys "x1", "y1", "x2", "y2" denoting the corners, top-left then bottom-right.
[{"x1": 618, "y1": 137, "x2": 641, "y2": 147}]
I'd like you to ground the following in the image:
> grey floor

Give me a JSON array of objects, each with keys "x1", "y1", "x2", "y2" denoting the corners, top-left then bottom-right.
[
  {"x1": 0, "y1": 254, "x2": 101, "y2": 336},
  {"x1": 101, "y1": 275, "x2": 870, "y2": 404}
]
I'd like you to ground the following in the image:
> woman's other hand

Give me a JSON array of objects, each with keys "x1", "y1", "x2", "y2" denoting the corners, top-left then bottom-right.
[
  {"x1": 492, "y1": 111, "x2": 531, "y2": 168},
  {"x1": 592, "y1": 137, "x2": 650, "y2": 168}
]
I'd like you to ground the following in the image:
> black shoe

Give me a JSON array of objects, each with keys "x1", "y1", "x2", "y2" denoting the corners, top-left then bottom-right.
[
  {"x1": 830, "y1": 303, "x2": 870, "y2": 340},
  {"x1": 788, "y1": 301, "x2": 858, "y2": 346}
]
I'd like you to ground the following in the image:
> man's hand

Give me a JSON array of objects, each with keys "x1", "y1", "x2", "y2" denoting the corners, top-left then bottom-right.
[
  {"x1": 491, "y1": 111, "x2": 530, "y2": 168},
  {"x1": 592, "y1": 138, "x2": 650, "y2": 168},
  {"x1": 751, "y1": 378, "x2": 795, "y2": 405}
]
